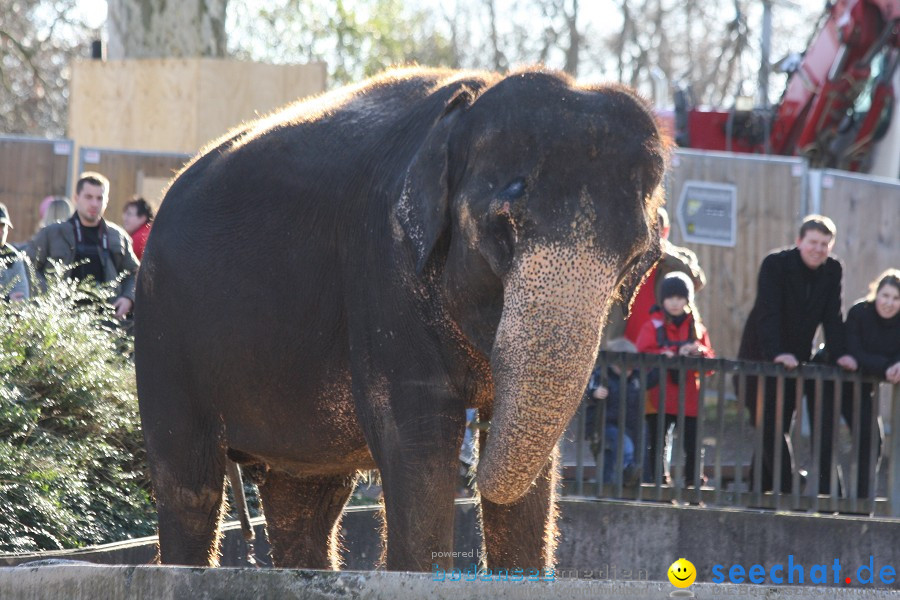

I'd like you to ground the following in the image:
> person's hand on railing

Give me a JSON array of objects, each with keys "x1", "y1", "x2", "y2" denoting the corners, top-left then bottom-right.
[
  {"x1": 835, "y1": 354, "x2": 858, "y2": 371},
  {"x1": 592, "y1": 385, "x2": 609, "y2": 400},
  {"x1": 774, "y1": 353, "x2": 799, "y2": 369},
  {"x1": 678, "y1": 342, "x2": 708, "y2": 357},
  {"x1": 886, "y1": 361, "x2": 900, "y2": 384}
]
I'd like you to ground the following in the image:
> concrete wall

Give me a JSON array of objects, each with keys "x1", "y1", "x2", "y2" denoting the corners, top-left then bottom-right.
[
  {"x1": 9, "y1": 565, "x2": 890, "y2": 600},
  {"x1": 4, "y1": 499, "x2": 899, "y2": 590}
]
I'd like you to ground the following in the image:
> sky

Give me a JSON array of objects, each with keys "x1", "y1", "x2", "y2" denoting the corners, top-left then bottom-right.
[{"x1": 77, "y1": 0, "x2": 831, "y2": 36}]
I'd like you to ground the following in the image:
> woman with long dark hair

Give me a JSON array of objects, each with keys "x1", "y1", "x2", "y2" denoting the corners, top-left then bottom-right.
[{"x1": 816, "y1": 269, "x2": 900, "y2": 498}]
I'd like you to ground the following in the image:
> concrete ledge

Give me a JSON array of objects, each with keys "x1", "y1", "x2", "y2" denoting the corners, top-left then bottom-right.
[
  {"x1": 0, "y1": 565, "x2": 894, "y2": 600},
  {"x1": 4, "y1": 498, "x2": 900, "y2": 588}
]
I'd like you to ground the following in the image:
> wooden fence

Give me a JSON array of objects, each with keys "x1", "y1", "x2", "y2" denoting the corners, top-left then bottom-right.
[
  {"x1": 665, "y1": 150, "x2": 808, "y2": 358},
  {"x1": 817, "y1": 170, "x2": 900, "y2": 313},
  {"x1": 77, "y1": 147, "x2": 192, "y2": 224},
  {"x1": 0, "y1": 135, "x2": 73, "y2": 244}
]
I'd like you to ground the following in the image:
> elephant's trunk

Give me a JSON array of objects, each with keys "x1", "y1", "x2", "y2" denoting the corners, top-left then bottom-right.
[{"x1": 478, "y1": 244, "x2": 616, "y2": 505}]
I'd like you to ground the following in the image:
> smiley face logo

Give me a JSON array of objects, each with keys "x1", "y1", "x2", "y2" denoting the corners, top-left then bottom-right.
[{"x1": 668, "y1": 558, "x2": 696, "y2": 588}]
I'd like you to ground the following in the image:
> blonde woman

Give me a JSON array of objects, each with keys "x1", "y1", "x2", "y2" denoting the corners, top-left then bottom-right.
[{"x1": 36, "y1": 196, "x2": 74, "y2": 232}]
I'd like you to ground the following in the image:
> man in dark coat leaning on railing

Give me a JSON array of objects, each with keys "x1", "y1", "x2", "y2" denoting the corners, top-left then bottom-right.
[{"x1": 737, "y1": 214, "x2": 857, "y2": 494}]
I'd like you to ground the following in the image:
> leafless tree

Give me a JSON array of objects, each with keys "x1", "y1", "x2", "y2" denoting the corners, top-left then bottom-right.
[
  {"x1": 106, "y1": 0, "x2": 229, "y2": 59},
  {"x1": 600, "y1": 0, "x2": 755, "y2": 104},
  {"x1": 0, "y1": 0, "x2": 95, "y2": 136}
]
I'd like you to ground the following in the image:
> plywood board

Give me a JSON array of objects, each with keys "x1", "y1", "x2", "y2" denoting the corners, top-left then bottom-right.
[
  {"x1": 194, "y1": 59, "x2": 326, "y2": 149},
  {"x1": 69, "y1": 58, "x2": 327, "y2": 156},
  {"x1": 139, "y1": 176, "x2": 173, "y2": 208}
]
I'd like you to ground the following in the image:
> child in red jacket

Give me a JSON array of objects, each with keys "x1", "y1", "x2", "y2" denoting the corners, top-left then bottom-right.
[{"x1": 636, "y1": 272, "x2": 714, "y2": 485}]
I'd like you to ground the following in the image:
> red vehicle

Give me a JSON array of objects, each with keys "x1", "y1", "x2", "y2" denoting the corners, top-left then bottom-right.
[{"x1": 672, "y1": 0, "x2": 900, "y2": 175}]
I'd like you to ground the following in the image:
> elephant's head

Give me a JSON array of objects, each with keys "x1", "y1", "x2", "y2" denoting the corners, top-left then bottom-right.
[{"x1": 398, "y1": 69, "x2": 666, "y2": 504}]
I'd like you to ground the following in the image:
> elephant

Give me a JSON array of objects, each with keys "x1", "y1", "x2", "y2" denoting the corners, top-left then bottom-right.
[{"x1": 134, "y1": 66, "x2": 666, "y2": 572}]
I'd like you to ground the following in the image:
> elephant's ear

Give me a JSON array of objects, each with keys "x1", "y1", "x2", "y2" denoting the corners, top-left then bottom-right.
[{"x1": 398, "y1": 88, "x2": 472, "y2": 275}]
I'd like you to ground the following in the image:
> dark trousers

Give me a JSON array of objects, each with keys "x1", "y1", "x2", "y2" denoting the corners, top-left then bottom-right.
[
  {"x1": 743, "y1": 375, "x2": 799, "y2": 493},
  {"x1": 646, "y1": 413, "x2": 698, "y2": 484},
  {"x1": 807, "y1": 381, "x2": 882, "y2": 498}
]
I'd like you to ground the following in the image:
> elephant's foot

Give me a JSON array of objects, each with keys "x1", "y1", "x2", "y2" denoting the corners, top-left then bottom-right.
[
  {"x1": 258, "y1": 471, "x2": 357, "y2": 569},
  {"x1": 478, "y1": 448, "x2": 558, "y2": 572},
  {"x1": 155, "y1": 479, "x2": 228, "y2": 566}
]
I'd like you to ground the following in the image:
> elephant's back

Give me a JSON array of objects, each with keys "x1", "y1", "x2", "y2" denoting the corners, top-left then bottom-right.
[
  {"x1": 141, "y1": 69, "x2": 496, "y2": 306},
  {"x1": 135, "y1": 68, "x2": 493, "y2": 376},
  {"x1": 145, "y1": 67, "x2": 492, "y2": 278}
]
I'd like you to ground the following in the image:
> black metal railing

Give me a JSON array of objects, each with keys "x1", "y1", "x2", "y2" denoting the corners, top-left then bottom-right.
[{"x1": 565, "y1": 351, "x2": 900, "y2": 518}]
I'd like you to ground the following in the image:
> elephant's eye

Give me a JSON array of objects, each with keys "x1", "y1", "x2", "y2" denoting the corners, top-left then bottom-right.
[{"x1": 498, "y1": 177, "x2": 526, "y2": 200}]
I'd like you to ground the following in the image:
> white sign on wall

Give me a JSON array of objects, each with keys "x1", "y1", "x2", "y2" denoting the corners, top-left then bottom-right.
[{"x1": 676, "y1": 181, "x2": 737, "y2": 247}]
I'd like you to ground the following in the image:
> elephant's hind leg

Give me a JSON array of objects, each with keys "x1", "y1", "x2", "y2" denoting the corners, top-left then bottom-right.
[
  {"x1": 145, "y1": 408, "x2": 228, "y2": 566},
  {"x1": 258, "y1": 471, "x2": 358, "y2": 569}
]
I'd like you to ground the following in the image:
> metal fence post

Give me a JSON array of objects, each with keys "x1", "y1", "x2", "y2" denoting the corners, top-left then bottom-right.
[{"x1": 889, "y1": 384, "x2": 900, "y2": 518}]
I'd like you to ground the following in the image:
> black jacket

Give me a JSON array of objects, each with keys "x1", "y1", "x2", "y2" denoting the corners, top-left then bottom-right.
[
  {"x1": 846, "y1": 300, "x2": 900, "y2": 378},
  {"x1": 738, "y1": 247, "x2": 846, "y2": 362}
]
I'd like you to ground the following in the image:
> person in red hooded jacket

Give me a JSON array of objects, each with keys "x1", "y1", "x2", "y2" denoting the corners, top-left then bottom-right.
[
  {"x1": 636, "y1": 272, "x2": 714, "y2": 485},
  {"x1": 122, "y1": 197, "x2": 154, "y2": 260}
]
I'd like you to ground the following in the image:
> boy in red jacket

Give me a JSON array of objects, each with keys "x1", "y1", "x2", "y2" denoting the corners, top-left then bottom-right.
[{"x1": 636, "y1": 272, "x2": 714, "y2": 485}]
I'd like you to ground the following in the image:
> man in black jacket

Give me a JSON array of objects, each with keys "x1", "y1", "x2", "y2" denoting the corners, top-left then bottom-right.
[{"x1": 737, "y1": 215, "x2": 857, "y2": 493}]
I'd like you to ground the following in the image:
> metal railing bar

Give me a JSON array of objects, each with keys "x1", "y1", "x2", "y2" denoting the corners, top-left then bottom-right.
[
  {"x1": 753, "y1": 371, "x2": 765, "y2": 506},
  {"x1": 791, "y1": 374, "x2": 805, "y2": 510},
  {"x1": 811, "y1": 376, "x2": 824, "y2": 514},
  {"x1": 694, "y1": 363, "x2": 708, "y2": 505},
  {"x1": 575, "y1": 401, "x2": 585, "y2": 497},
  {"x1": 614, "y1": 361, "x2": 628, "y2": 497},
  {"x1": 654, "y1": 357, "x2": 667, "y2": 500},
  {"x1": 866, "y1": 381, "x2": 880, "y2": 515},
  {"x1": 889, "y1": 385, "x2": 900, "y2": 518},
  {"x1": 828, "y1": 377, "x2": 843, "y2": 512},
  {"x1": 849, "y1": 377, "x2": 861, "y2": 511},
  {"x1": 715, "y1": 364, "x2": 727, "y2": 507},
  {"x1": 674, "y1": 361, "x2": 687, "y2": 504},
  {"x1": 635, "y1": 360, "x2": 649, "y2": 503},
  {"x1": 736, "y1": 372, "x2": 748, "y2": 507}
]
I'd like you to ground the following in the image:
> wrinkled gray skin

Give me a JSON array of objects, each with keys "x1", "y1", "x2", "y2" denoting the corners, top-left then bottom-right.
[{"x1": 134, "y1": 67, "x2": 665, "y2": 572}]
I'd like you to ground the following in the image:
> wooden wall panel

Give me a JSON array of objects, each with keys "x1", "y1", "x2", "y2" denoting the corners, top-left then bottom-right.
[
  {"x1": 0, "y1": 137, "x2": 72, "y2": 244},
  {"x1": 818, "y1": 171, "x2": 900, "y2": 312},
  {"x1": 195, "y1": 60, "x2": 327, "y2": 149},
  {"x1": 665, "y1": 150, "x2": 808, "y2": 358},
  {"x1": 69, "y1": 58, "x2": 327, "y2": 155}
]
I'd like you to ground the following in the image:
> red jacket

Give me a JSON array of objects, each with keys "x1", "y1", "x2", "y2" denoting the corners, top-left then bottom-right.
[
  {"x1": 635, "y1": 309, "x2": 714, "y2": 417},
  {"x1": 624, "y1": 268, "x2": 657, "y2": 343},
  {"x1": 130, "y1": 222, "x2": 152, "y2": 260}
]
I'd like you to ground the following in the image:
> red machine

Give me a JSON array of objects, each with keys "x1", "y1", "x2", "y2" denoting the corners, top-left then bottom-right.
[{"x1": 674, "y1": 0, "x2": 900, "y2": 174}]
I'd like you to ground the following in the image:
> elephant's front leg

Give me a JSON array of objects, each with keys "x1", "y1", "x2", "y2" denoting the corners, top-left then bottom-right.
[
  {"x1": 479, "y1": 446, "x2": 559, "y2": 572},
  {"x1": 376, "y1": 408, "x2": 466, "y2": 571}
]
